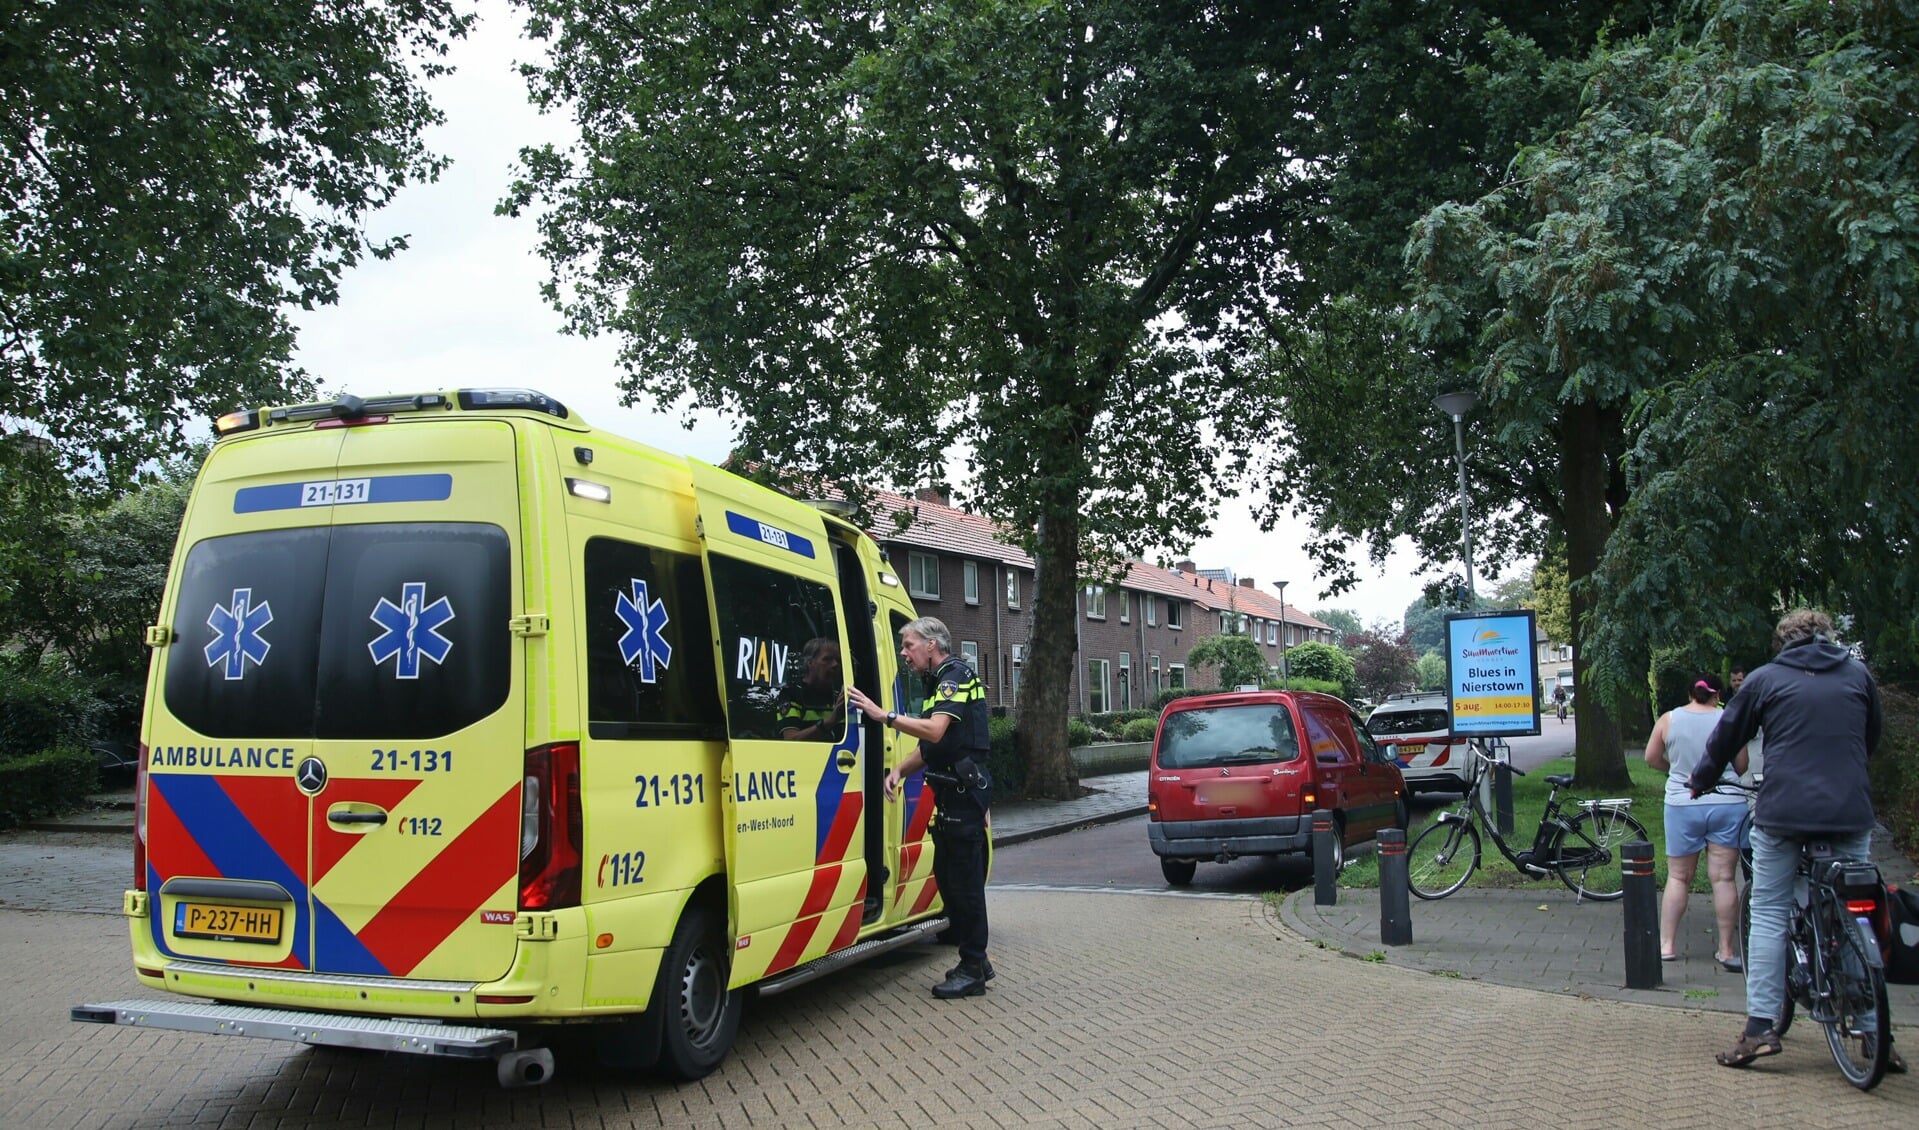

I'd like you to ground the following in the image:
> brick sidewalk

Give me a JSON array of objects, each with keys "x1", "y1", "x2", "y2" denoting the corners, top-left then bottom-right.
[{"x1": 11, "y1": 889, "x2": 1913, "y2": 1126}]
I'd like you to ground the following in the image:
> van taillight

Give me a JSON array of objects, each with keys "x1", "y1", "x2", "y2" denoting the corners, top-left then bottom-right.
[
  {"x1": 519, "y1": 743, "x2": 582, "y2": 910},
  {"x1": 133, "y1": 743, "x2": 149, "y2": 891}
]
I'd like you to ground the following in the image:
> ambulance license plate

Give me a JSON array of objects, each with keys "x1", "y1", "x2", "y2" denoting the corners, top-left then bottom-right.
[
  {"x1": 174, "y1": 901, "x2": 282, "y2": 944},
  {"x1": 1399, "y1": 743, "x2": 1427, "y2": 756}
]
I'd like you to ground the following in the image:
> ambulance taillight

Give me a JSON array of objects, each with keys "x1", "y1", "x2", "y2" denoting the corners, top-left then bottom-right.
[
  {"x1": 519, "y1": 743, "x2": 583, "y2": 910},
  {"x1": 132, "y1": 742, "x2": 149, "y2": 890}
]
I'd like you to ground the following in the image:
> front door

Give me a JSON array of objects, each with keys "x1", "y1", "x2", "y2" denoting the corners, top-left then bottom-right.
[{"x1": 688, "y1": 462, "x2": 866, "y2": 984}]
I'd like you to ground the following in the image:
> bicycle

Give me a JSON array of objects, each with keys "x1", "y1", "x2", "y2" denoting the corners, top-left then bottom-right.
[
  {"x1": 1721, "y1": 782, "x2": 1896, "y2": 1090},
  {"x1": 1407, "y1": 742, "x2": 1649, "y2": 902}
]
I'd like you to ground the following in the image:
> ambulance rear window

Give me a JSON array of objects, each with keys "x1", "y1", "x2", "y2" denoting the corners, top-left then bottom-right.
[{"x1": 164, "y1": 523, "x2": 511, "y2": 739}]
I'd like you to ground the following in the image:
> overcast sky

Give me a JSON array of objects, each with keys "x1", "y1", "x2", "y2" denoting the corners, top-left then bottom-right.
[{"x1": 290, "y1": 6, "x2": 1463, "y2": 629}]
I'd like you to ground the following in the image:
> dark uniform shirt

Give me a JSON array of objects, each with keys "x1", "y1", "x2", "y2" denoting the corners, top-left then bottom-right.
[
  {"x1": 918, "y1": 655, "x2": 990, "y2": 808},
  {"x1": 775, "y1": 682, "x2": 841, "y2": 737}
]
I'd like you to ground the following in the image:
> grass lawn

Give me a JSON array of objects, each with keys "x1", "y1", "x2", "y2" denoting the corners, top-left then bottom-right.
[{"x1": 1339, "y1": 752, "x2": 1724, "y2": 891}]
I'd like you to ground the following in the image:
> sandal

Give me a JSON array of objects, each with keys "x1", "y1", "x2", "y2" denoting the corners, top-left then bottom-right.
[
  {"x1": 1888, "y1": 1045, "x2": 1907, "y2": 1075},
  {"x1": 1716, "y1": 1030, "x2": 1782, "y2": 1068}
]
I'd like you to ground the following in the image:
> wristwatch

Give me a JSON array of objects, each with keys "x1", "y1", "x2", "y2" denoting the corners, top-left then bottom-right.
[{"x1": 886, "y1": 710, "x2": 898, "y2": 727}]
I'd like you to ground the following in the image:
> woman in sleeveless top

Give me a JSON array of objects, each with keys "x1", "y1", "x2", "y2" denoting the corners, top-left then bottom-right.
[{"x1": 1644, "y1": 678, "x2": 1749, "y2": 968}]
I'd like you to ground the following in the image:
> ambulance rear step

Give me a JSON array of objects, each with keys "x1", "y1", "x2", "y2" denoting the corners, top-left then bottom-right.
[
  {"x1": 72, "y1": 1000, "x2": 556, "y2": 1087},
  {"x1": 755, "y1": 916, "x2": 949, "y2": 997}
]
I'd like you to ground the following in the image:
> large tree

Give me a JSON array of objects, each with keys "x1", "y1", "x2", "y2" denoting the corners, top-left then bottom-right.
[
  {"x1": 1255, "y1": 1, "x2": 1689, "y2": 787},
  {"x1": 1, "y1": 1, "x2": 473, "y2": 482},
  {"x1": 508, "y1": 2, "x2": 1319, "y2": 796},
  {"x1": 1409, "y1": 0, "x2": 1919, "y2": 737}
]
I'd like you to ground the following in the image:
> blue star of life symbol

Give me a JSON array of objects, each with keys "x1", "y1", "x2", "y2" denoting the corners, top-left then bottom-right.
[
  {"x1": 368, "y1": 581, "x2": 455, "y2": 679},
  {"x1": 615, "y1": 577, "x2": 672, "y2": 683},
  {"x1": 205, "y1": 587, "x2": 273, "y2": 681}
]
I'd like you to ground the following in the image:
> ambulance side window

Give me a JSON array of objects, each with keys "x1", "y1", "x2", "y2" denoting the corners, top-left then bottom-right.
[
  {"x1": 707, "y1": 554, "x2": 839, "y2": 740},
  {"x1": 583, "y1": 537, "x2": 723, "y2": 740}
]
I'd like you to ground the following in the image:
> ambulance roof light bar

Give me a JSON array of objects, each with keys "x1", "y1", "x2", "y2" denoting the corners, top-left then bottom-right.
[{"x1": 214, "y1": 388, "x2": 574, "y2": 436}]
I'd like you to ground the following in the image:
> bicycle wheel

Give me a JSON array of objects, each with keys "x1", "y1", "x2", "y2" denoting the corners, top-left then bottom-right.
[
  {"x1": 1552, "y1": 807, "x2": 1650, "y2": 901},
  {"x1": 1821, "y1": 910, "x2": 1892, "y2": 1090},
  {"x1": 1407, "y1": 817, "x2": 1479, "y2": 900}
]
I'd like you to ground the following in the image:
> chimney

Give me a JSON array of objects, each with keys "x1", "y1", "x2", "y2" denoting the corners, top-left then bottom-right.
[
  {"x1": 915, "y1": 485, "x2": 949, "y2": 507},
  {"x1": 1175, "y1": 559, "x2": 1198, "y2": 573},
  {"x1": 1238, "y1": 577, "x2": 1256, "y2": 589}
]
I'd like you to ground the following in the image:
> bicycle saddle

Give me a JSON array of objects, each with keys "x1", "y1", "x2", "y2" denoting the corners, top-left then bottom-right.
[{"x1": 1545, "y1": 774, "x2": 1575, "y2": 788}]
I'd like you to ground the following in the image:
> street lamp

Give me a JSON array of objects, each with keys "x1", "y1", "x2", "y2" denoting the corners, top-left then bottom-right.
[
  {"x1": 1432, "y1": 390, "x2": 1479, "y2": 603},
  {"x1": 1275, "y1": 579, "x2": 1289, "y2": 689}
]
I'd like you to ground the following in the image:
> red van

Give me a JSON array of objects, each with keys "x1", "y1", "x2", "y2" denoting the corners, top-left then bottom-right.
[{"x1": 1146, "y1": 690, "x2": 1407, "y2": 885}]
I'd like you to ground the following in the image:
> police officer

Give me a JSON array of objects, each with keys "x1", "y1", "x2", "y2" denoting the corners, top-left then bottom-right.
[{"x1": 848, "y1": 616, "x2": 993, "y2": 998}]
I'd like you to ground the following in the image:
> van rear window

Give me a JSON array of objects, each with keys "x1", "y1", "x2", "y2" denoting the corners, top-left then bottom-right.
[
  {"x1": 1365, "y1": 709, "x2": 1451, "y2": 737},
  {"x1": 164, "y1": 523, "x2": 511, "y2": 739},
  {"x1": 1157, "y1": 705, "x2": 1300, "y2": 770}
]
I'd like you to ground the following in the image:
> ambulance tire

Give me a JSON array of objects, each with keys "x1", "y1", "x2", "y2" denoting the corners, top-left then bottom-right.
[{"x1": 655, "y1": 904, "x2": 742, "y2": 1080}]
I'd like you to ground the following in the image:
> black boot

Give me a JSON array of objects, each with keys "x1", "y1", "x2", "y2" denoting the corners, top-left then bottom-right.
[
  {"x1": 932, "y1": 962, "x2": 989, "y2": 999},
  {"x1": 944, "y1": 958, "x2": 995, "y2": 983}
]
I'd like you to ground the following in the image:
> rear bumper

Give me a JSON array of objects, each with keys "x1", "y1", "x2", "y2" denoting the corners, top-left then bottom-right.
[
  {"x1": 1149, "y1": 816, "x2": 1309, "y2": 859},
  {"x1": 1402, "y1": 770, "x2": 1470, "y2": 793}
]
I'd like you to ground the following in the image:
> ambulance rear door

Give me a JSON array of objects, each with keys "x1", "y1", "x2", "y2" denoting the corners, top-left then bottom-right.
[
  {"x1": 301, "y1": 419, "x2": 526, "y2": 981},
  {"x1": 687, "y1": 461, "x2": 867, "y2": 985}
]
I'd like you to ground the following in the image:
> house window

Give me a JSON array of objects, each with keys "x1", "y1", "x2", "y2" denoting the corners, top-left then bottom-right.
[
  {"x1": 1167, "y1": 600, "x2": 1183, "y2": 630},
  {"x1": 1087, "y1": 658, "x2": 1110, "y2": 714},
  {"x1": 1268, "y1": 621, "x2": 1278, "y2": 645},
  {"x1": 1121, "y1": 592, "x2": 1131, "y2": 624},
  {"x1": 1169, "y1": 664, "x2": 1185, "y2": 689},
  {"x1": 1006, "y1": 569, "x2": 1021, "y2": 609},
  {"x1": 1220, "y1": 613, "x2": 1231, "y2": 634},
  {"x1": 960, "y1": 640, "x2": 979, "y2": 668},
  {"x1": 1118, "y1": 652, "x2": 1131, "y2": 712},
  {"x1": 1150, "y1": 654, "x2": 1161, "y2": 697},
  {"x1": 1085, "y1": 585, "x2": 1106, "y2": 620},
  {"x1": 963, "y1": 560, "x2": 979, "y2": 605},
  {"x1": 1011, "y1": 643, "x2": 1024, "y2": 693},
  {"x1": 908, "y1": 552, "x2": 940, "y2": 600},
  {"x1": 1145, "y1": 596, "x2": 1157, "y2": 627}
]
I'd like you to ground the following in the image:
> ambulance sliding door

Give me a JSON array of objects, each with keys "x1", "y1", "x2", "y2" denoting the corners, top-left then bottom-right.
[{"x1": 688, "y1": 462, "x2": 867, "y2": 985}]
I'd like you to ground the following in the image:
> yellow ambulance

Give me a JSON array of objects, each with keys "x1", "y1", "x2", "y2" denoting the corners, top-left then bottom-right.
[{"x1": 72, "y1": 388, "x2": 955, "y2": 1085}]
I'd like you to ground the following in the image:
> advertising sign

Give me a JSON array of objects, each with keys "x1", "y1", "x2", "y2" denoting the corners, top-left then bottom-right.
[{"x1": 1443, "y1": 609, "x2": 1540, "y2": 738}]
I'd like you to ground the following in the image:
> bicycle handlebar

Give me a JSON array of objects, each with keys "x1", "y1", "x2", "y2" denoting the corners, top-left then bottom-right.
[{"x1": 1469, "y1": 741, "x2": 1525, "y2": 776}]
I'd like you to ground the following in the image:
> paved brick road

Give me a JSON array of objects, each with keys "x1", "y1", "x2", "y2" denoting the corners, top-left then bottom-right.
[{"x1": 2, "y1": 843, "x2": 1911, "y2": 1128}]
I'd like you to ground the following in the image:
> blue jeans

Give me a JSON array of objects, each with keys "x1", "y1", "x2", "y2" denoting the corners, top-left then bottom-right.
[{"x1": 1745, "y1": 825, "x2": 1873, "y2": 1028}]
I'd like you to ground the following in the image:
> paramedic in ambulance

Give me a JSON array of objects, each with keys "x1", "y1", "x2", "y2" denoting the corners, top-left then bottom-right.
[
  {"x1": 847, "y1": 617, "x2": 994, "y2": 999},
  {"x1": 777, "y1": 637, "x2": 847, "y2": 741}
]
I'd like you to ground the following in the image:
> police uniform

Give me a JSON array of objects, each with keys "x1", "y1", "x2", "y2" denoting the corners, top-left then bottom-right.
[
  {"x1": 775, "y1": 682, "x2": 843, "y2": 740},
  {"x1": 918, "y1": 654, "x2": 992, "y2": 996}
]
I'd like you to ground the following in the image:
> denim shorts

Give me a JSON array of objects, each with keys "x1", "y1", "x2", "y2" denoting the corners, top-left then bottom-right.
[{"x1": 1664, "y1": 802, "x2": 1747, "y2": 857}]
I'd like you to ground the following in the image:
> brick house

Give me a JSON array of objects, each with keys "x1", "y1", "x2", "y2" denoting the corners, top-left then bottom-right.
[{"x1": 864, "y1": 488, "x2": 1336, "y2": 718}]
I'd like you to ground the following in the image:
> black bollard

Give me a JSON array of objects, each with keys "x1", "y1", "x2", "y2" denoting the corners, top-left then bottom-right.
[
  {"x1": 1622, "y1": 840, "x2": 1660, "y2": 989},
  {"x1": 1312, "y1": 809, "x2": 1337, "y2": 906},
  {"x1": 1378, "y1": 827, "x2": 1412, "y2": 945}
]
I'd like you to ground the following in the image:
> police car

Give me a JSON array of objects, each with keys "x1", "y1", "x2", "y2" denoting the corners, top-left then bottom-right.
[{"x1": 1363, "y1": 691, "x2": 1470, "y2": 794}]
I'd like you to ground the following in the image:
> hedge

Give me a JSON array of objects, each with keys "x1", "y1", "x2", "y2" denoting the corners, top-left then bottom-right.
[
  {"x1": 1870, "y1": 684, "x2": 1919, "y2": 857},
  {"x1": 0, "y1": 656, "x2": 113, "y2": 759},
  {"x1": 1120, "y1": 717, "x2": 1158, "y2": 742},
  {"x1": 0, "y1": 747, "x2": 98, "y2": 830},
  {"x1": 986, "y1": 715, "x2": 1024, "y2": 797}
]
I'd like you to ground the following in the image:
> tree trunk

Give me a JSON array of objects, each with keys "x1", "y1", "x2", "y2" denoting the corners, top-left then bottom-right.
[
  {"x1": 1014, "y1": 502, "x2": 1082, "y2": 800},
  {"x1": 1561, "y1": 401, "x2": 1632, "y2": 789}
]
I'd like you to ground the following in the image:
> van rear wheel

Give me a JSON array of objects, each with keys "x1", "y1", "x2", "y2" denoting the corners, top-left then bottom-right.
[
  {"x1": 655, "y1": 904, "x2": 742, "y2": 1080},
  {"x1": 1161, "y1": 859, "x2": 1197, "y2": 886}
]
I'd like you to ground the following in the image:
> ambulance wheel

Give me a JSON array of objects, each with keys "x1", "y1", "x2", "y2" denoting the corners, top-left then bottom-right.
[{"x1": 655, "y1": 905, "x2": 742, "y2": 1080}]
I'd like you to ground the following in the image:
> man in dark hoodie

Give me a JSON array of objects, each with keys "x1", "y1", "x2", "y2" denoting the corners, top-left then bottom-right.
[{"x1": 1688, "y1": 609, "x2": 1900, "y2": 1071}]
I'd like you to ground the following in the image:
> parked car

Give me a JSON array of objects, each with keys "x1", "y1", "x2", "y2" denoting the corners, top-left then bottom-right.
[
  {"x1": 1146, "y1": 689, "x2": 1407, "y2": 886},
  {"x1": 1363, "y1": 691, "x2": 1469, "y2": 794}
]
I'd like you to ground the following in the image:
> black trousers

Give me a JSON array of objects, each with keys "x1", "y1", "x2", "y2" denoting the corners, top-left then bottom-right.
[{"x1": 931, "y1": 800, "x2": 990, "y2": 968}]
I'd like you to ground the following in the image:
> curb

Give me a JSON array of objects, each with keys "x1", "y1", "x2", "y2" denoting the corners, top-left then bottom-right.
[{"x1": 993, "y1": 804, "x2": 1149, "y2": 847}]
